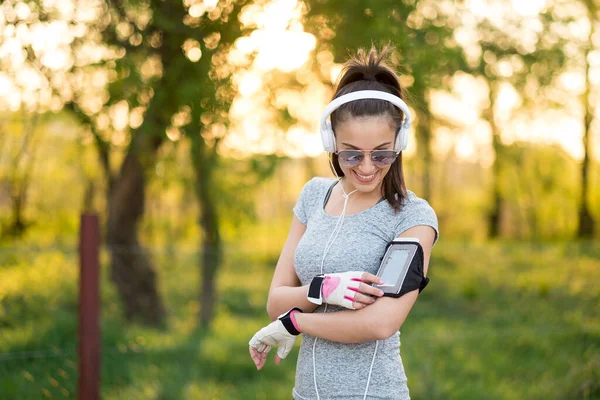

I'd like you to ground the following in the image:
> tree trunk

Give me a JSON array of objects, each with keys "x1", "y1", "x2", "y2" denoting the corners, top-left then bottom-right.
[
  {"x1": 106, "y1": 141, "x2": 166, "y2": 326},
  {"x1": 578, "y1": 10, "x2": 595, "y2": 238},
  {"x1": 416, "y1": 109, "x2": 432, "y2": 201},
  {"x1": 488, "y1": 174, "x2": 502, "y2": 238},
  {"x1": 577, "y1": 110, "x2": 594, "y2": 237},
  {"x1": 7, "y1": 191, "x2": 26, "y2": 237},
  {"x1": 191, "y1": 136, "x2": 222, "y2": 329},
  {"x1": 198, "y1": 187, "x2": 221, "y2": 330},
  {"x1": 3, "y1": 112, "x2": 40, "y2": 238},
  {"x1": 487, "y1": 86, "x2": 503, "y2": 238}
]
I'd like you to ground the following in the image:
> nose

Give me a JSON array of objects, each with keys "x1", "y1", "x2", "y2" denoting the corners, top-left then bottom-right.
[{"x1": 357, "y1": 152, "x2": 377, "y2": 174}]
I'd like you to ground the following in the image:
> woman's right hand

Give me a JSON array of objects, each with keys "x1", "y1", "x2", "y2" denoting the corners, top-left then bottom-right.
[{"x1": 320, "y1": 271, "x2": 385, "y2": 310}]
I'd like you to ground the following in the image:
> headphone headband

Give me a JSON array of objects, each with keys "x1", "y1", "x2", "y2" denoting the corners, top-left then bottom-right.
[{"x1": 319, "y1": 90, "x2": 411, "y2": 153}]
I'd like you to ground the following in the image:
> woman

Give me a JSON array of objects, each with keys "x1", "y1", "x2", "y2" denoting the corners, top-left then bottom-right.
[{"x1": 248, "y1": 46, "x2": 438, "y2": 400}]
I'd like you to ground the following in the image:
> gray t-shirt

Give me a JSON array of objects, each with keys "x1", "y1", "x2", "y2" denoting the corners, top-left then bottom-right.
[{"x1": 291, "y1": 177, "x2": 439, "y2": 400}]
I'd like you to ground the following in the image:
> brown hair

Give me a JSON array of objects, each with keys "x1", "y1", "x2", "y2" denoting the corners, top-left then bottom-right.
[{"x1": 329, "y1": 45, "x2": 408, "y2": 211}]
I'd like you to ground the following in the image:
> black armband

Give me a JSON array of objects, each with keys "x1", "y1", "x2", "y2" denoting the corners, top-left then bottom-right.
[{"x1": 374, "y1": 238, "x2": 429, "y2": 298}]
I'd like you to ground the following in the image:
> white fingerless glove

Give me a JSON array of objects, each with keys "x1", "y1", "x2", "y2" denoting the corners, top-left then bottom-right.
[
  {"x1": 306, "y1": 271, "x2": 363, "y2": 309},
  {"x1": 248, "y1": 307, "x2": 302, "y2": 360}
]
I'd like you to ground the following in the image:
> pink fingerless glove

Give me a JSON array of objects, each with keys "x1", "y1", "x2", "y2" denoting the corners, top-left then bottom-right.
[{"x1": 307, "y1": 271, "x2": 364, "y2": 309}]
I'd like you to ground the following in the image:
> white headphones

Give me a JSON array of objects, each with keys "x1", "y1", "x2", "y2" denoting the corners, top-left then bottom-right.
[{"x1": 319, "y1": 90, "x2": 411, "y2": 153}]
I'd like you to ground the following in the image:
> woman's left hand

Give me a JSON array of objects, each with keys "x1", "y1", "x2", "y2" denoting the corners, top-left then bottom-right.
[
  {"x1": 249, "y1": 344, "x2": 271, "y2": 370},
  {"x1": 249, "y1": 308, "x2": 302, "y2": 370}
]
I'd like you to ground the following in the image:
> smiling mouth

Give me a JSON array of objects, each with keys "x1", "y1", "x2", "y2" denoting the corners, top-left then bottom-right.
[{"x1": 353, "y1": 170, "x2": 378, "y2": 183}]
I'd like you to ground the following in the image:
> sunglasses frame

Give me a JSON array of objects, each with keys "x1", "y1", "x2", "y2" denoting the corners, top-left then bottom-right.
[{"x1": 335, "y1": 149, "x2": 399, "y2": 168}]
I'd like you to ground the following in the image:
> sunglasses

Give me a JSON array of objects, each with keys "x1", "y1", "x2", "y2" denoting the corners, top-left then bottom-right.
[{"x1": 336, "y1": 150, "x2": 399, "y2": 168}]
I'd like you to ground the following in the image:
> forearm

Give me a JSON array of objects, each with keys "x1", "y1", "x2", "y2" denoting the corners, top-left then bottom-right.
[
  {"x1": 294, "y1": 292, "x2": 418, "y2": 343},
  {"x1": 267, "y1": 285, "x2": 318, "y2": 320}
]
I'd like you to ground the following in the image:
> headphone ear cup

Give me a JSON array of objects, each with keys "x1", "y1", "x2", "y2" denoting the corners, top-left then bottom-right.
[
  {"x1": 321, "y1": 121, "x2": 336, "y2": 153},
  {"x1": 395, "y1": 127, "x2": 408, "y2": 152}
]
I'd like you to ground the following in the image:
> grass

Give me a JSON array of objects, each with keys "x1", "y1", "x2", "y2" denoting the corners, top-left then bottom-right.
[{"x1": 0, "y1": 235, "x2": 598, "y2": 400}]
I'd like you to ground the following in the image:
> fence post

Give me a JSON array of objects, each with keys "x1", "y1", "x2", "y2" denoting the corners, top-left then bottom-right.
[{"x1": 78, "y1": 213, "x2": 101, "y2": 400}]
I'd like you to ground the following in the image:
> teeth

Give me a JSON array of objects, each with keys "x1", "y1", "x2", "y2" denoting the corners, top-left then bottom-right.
[{"x1": 356, "y1": 172, "x2": 375, "y2": 180}]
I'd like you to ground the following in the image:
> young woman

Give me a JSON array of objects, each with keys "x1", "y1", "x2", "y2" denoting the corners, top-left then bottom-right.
[{"x1": 248, "y1": 46, "x2": 439, "y2": 400}]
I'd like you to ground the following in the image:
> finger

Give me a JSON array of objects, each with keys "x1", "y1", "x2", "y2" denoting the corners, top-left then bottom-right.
[
  {"x1": 342, "y1": 296, "x2": 356, "y2": 310},
  {"x1": 255, "y1": 349, "x2": 267, "y2": 370},
  {"x1": 352, "y1": 292, "x2": 377, "y2": 306},
  {"x1": 257, "y1": 343, "x2": 267, "y2": 353},
  {"x1": 252, "y1": 340, "x2": 270, "y2": 353},
  {"x1": 275, "y1": 354, "x2": 281, "y2": 365},
  {"x1": 361, "y1": 272, "x2": 384, "y2": 284},
  {"x1": 258, "y1": 351, "x2": 268, "y2": 370},
  {"x1": 358, "y1": 282, "x2": 385, "y2": 297},
  {"x1": 249, "y1": 347, "x2": 262, "y2": 369},
  {"x1": 250, "y1": 346, "x2": 267, "y2": 363}
]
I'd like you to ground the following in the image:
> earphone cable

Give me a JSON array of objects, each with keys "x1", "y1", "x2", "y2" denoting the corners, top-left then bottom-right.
[
  {"x1": 363, "y1": 340, "x2": 379, "y2": 399},
  {"x1": 312, "y1": 178, "x2": 355, "y2": 400}
]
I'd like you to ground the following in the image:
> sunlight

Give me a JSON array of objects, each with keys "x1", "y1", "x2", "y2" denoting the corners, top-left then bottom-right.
[
  {"x1": 252, "y1": 30, "x2": 316, "y2": 72},
  {"x1": 235, "y1": 0, "x2": 316, "y2": 73},
  {"x1": 286, "y1": 126, "x2": 323, "y2": 157},
  {"x1": 469, "y1": 0, "x2": 546, "y2": 18},
  {"x1": 511, "y1": 0, "x2": 546, "y2": 16},
  {"x1": 0, "y1": 74, "x2": 11, "y2": 96},
  {"x1": 225, "y1": 0, "x2": 320, "y2": 157},
  {"x1": 505, "y1": 113, "x2": 587, "y2": 160},
  {"x1": 237, "y1": 72, "x2": 262, "y2": 96},
  {"x1": 0, "y1": 0, "x2": 595, "y2": 162},
  {"x1": 455, "y1": 134, "x2": 476, "y2": 159}
]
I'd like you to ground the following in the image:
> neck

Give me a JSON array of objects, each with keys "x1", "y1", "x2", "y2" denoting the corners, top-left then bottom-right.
[
  {"x1": 338, "y1": 177, "x2": 382, "y2": 202},
  {"x1": 338, "y1": 178, "x2": 356, "y2": 199}
]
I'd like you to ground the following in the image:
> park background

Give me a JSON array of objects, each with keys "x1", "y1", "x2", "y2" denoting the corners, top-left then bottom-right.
[{"x1": 0, "y1": 0, "x2": 599, "y2": 399}]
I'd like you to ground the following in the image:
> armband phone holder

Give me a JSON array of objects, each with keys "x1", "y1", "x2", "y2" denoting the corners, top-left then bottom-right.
[{"x1": 374, "y1": 237, "x2": 429, "y2": 297}]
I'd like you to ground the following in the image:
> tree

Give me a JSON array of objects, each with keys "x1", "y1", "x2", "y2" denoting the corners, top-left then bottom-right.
[
  {"x1": 538, "y1": 0, "x2": 598, "y2": 238},
  {"x1": 1, "y1": 0, "x2": 257, "y2": 326},
  {"x1": 577, "y1": 0, "x2": 597, "y2": 237},
  {"x1": 72, "y1": 0, "x2": 252, "y2": 327},
  {"x1": 0, "y1": 111, "x2": 42, "y2": 239},
  {"x1": 468, "y1": 6, "x2": 568, "y2": 237},
  {"x1": 303, "y1": 0, "x2": 467, "y2": 200}
]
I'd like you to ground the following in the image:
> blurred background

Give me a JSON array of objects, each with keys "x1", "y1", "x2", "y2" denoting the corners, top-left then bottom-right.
[{"x1": 0, "y1": 0, "x2": 598, "y2": 399}]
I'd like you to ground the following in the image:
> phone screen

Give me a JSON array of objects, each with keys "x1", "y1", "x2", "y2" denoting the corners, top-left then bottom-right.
[{"x1": 380, "y1": 249, "x2": 410, "y2": 285}]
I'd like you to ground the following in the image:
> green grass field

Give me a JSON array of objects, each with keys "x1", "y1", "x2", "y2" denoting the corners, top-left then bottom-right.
[{"x1": 0, "y1": 236, "x2": 598, "y2": 400}]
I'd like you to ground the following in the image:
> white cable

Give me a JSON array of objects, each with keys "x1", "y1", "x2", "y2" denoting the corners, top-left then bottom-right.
[
  {"x1": 310, "y1": 171, "x2": 379, "y2": 399},
  {"x1": 363, "y1": 340, "x2": 379, "y2": 400},
  {"x1": 319, "y1": 181, "x2": 355, "y2": 275},
  {"x1": 311, "y1": 322, "x2": 322, "y2": 400},
  {"x1": 312, "y1": 177, "x2": 355, "y2": 400}
]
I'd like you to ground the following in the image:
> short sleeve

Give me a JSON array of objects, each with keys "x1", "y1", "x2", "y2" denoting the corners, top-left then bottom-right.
[
  {"x1": 394, "y1": 196, "x2": 439, "y2": 245},
  {"x1": 293, "y1": 178, "x2": 317, "y2": 225}
]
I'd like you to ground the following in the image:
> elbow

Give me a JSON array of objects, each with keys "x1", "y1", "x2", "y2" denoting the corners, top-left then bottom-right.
[
  {"x1": 375, "y1": 323, "x2": 399, "y2": 341},
  {"x1": 360, "y1": 307, "x2": 402, "y2": 341},
  {"x1": 266, "y1": 298, "x2": 278, "y2": 321},
  {"x1": 372, "y1": 317, "x2": 403, "y2": 341}
]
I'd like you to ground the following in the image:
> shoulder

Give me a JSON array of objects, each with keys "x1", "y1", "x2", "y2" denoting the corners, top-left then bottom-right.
[
  {"x1": 298, "y1": 176, "x2": 337, "y2": 200},
  {"x1": 302, "y1": 176, "x2": 336, "y2": 192},
  {"x1": 394, "y1": 190, "x2": 439, "y2": 242},
  {"x1": 402, "y1": 191, "x2": 436, "y2": 216},
  {"x1": 293, "y1": 177, "x2": 336, "y2": 225}
]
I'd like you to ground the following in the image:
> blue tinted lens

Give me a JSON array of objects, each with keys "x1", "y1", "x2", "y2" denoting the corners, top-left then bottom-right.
[
  {"x1": 371, "y1": 151, "x2": 398, "y2": 166},
  {"x1": 338, "y1": 151, "x2": 364, "y2": 166}
]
